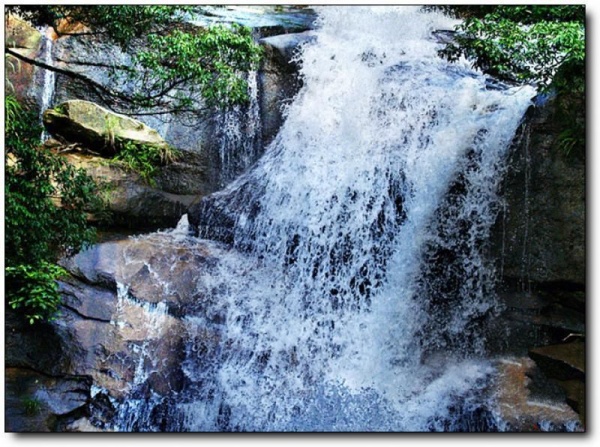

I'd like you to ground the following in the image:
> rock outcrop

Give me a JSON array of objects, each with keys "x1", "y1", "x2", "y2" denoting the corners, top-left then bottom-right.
[
  {"x1": 49, "y1": 23, "x2": 315, "y2": 196},
  {"x1": 491, "y1": 95, "x2": 585, "y2": 349},
  {"x1": 41, "y1": 23, "x2": 315, "y2": 228},
  {"x1": 43, "y1": 100, "x2": 170, "y2": 156},
  {"x1": 496, "y1": 97, "x2": 585, "y2": 287},
  {"x1": 258, "y1": 31, "x2": 316, "y2": 145},
  {"x1": 5, "y1": 15, "x2": 44, "y2": 108},
  {"x1": 488, "y1": 95, "x2": 585, "y2": 426},
  {"x1": 5, "y1": 222, "x2": 220, "y2": 431}
]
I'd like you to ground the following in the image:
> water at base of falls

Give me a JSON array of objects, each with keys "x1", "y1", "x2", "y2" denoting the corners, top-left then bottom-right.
[{"x1": 102, "y1": 6, "x2": 573, "y2": 432}]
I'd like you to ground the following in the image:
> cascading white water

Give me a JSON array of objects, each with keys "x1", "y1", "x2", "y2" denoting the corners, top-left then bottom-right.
[
  {"x1": 110, "y1": 6, "x2": 539, "y2": 431},
  {"x1": 216, "y1": 70, "x2": 263, "y2": 186}
]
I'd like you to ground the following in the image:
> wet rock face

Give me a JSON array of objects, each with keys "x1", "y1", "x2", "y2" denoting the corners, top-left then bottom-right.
[
  {"x1": 258, "y1": 31, "x2": 316, "y2": 146},
  {"x1": 487, "y1": 97, "x2": 585, "y2": 428},
  {"x1": 5, "y1": 226, "x2": 220, "y2": 432},
  {"x1": 496, "y1": 99, "x2": 585, "y2": 287},
  {"x1": 490, "y1": 96, "x2": 585, "y2": 352}
]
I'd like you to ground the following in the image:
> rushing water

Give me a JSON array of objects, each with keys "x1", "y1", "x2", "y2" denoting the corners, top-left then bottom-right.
[{"x1": 108, "y1": 6, "x2": 542, "y2": 431}]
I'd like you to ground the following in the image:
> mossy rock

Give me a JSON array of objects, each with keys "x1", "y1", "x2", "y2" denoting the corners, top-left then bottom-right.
[
  {"x1": 6, "y1": 15, "x2": 42, "y2": 51},
  {"x1": 43, "y1": 100, "x2": 169, "y2": 157}
]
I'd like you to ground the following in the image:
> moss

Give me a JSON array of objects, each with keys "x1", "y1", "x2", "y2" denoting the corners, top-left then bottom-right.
[{"x1": 110, "y1": 139, "x2": 180, "y2": 186}]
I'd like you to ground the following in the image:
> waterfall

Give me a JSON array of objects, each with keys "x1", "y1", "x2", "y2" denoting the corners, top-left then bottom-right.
[
  {"x1": 216, "y1": 70, "x2": 263, "y2": 186},
  {"x1": 108, "y1": 6, "x2": 542, "y2": 431},
  {"x1": 37, "y1": 28, "x2": 56, "y2": 141}
]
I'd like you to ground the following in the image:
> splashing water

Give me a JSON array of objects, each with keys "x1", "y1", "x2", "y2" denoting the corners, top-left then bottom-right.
[{"x1": 110, "y1": 6, "x2": 538, "y2": 431}]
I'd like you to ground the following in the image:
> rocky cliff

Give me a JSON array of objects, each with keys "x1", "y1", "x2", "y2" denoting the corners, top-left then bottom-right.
[
  {"x1": 4, "y1": 9, "x2": 585, "y2": 431},
  {"x1": 489, "y1": 95, "x2": 585, "y2": 424}
]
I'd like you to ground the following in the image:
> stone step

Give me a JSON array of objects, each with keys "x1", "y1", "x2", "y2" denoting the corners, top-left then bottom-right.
[
  {"x1": 528, "y1": 342, "x2": 585, "y2": 381},
  {"x1": 557, "y1": 379, "x2": 585, "y2": 424}
]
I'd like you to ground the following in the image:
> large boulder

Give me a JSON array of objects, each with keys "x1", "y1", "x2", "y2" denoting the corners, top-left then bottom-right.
[
  {"x1": 5, "y1": 14, "x2": 42, "y2": 50},
  {"x1": 59, "y1": 151, "x2": 197, "y2": 230},
  {"x1": 54, "y1": 232, "x2": 219, "y2": 402},
  {"x1": 258, "y1": 31, "x2": 316, "y2": 145},
  {"x1": 494, "y1": 96, "x2": 585, "y2": 287},
  {"x1": 5, "y1": 229, "x2": 220, "y2": 431},
  {"x1": 5, "y1": 15, "x2": 43, "y2": 108},
  {"x1": 43, "y1": 100, "x2": 169, "y2": 157}
]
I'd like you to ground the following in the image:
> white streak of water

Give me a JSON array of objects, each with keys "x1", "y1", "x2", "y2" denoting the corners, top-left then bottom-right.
[
  {"x1": 37, "y1": 28, "x2": 56, "y2": 141},
  {"x1": 217, "y1": 70, "x2": 263, "y2": 186}
]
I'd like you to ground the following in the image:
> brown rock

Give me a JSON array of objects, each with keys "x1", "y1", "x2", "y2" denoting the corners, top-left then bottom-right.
[
  {"x1": 5, "y1": 15, "x2": 42, "y2": 106},
  {"x1": 61, "y1": 151, "x2": 197, "y2": 230},
  {"x1": 529, "y1": 342, "x2": 585, "y2": 381},
  {"x1": 492, "y1": 357, "x2": 583, "y2": 431}
]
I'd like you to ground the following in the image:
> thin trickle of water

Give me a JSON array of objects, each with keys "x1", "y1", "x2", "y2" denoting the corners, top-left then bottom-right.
[
  {"x1": 37, "y1": 28, "x2": 56, "y2": 141},
  {"x1": 106, "y1": 6, "x2": 548, "y2": 431},
  {"x1": 216, "y1": 71, "x2": 263, "y2": 186},
  {"x1": 520, "y1": 123, "x2": 532, "y2": 293},
  {"x1": 110, "y1": 282, "x2": 174, "y2": 431}
]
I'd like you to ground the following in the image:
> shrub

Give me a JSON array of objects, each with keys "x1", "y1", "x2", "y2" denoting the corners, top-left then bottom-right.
[
  {"x1": 5, "y1": 95, "x2": 102, "y2": 323},
  {"x1": 111, "y1": 140, "x2": 180, "y2": 186}
]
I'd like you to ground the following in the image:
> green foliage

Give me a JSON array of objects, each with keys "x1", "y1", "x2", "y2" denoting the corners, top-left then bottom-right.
[
  {"x1": 22, "y1": 397, "x2": 42, "y2": 416},
  {"x1": 4, "y1": 94, "x2": 21, "y2": 128},
  {"x1": 439, "y1": 5, "x2": 585, "y2": 158},
  {"x1": 554, "y1": 93, "x2": 585, "y2": 159},
  {"x1": 557, "y1": 128, "x2": 583, "y2": 158},
  {"x1": 6, "y1": 263, "x2": 67, "y2": 324},
  {"x1": 5, "y1": 96, "x2": 103, "y2": 323},
  {"x1": 135, "y1": 24, "x2": 263, "y2": 109},
  {"x1": 111, "y1": 141, "x2": 180, "y2": 186},
  {"x1": 439, "y1": 6, "x2": 585, "y2": 93},
  {"x1": 7, "y1": 5, "x2": 263, "y2": 116}
]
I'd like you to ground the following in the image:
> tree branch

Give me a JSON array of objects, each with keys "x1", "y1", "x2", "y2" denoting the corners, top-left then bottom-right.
[
  {"x1": 6, "y1": 47, "x2": 134, "y2": 104},
  {"x1": 6, "y1": 46, "x2": 214, "y2": 123},
  {"x1": 54, "y1": 56, "x2": 134, "y2": 72}
]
